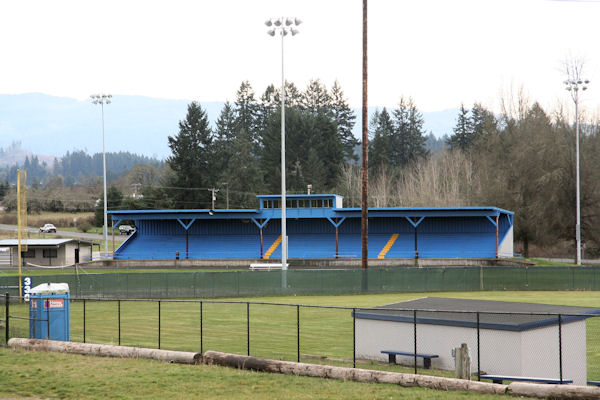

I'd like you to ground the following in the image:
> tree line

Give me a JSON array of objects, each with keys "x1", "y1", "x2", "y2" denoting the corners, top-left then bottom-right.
[
  {"x1": 3, "y1": 77, "x2": 598, "y2": 259},
  {"x1": 135, "y1": 79, "x2": 432, "y2": 211},
  {"x1": 337, "y1": 93, "x2": 600, "y2": 258},
  {"x1": 0, "y1": 148, "x2": 163, "y2": 187}
]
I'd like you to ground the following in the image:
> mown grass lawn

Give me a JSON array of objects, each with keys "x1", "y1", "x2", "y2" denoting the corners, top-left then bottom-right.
[
  {"x1": 5, "y1": 290, "x2": 600, "y2": 381},
  {"x1": 0, "y1": 347, "x2": 503, "y2": 400}
]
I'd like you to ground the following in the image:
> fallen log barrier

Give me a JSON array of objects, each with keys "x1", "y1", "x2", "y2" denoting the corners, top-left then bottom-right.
[
  {"x1": 8, "y1": 338, "x2": 202, "y2": 365},
  {"x1": 203, "y1": 351, "x2": 600, "y2": 399},
  {"x1": 202, "y1": 350, "x2": 506, "y2": 396},
  {"x1": 507, "y1": 382, "x2": 600, "y2": 399}
]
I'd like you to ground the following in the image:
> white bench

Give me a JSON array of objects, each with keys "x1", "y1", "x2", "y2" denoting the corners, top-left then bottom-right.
[{"x1": 249, "y1": 263, "x2": 288, "y2": 271}]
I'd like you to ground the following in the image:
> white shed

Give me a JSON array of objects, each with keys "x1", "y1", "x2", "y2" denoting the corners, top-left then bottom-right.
[
  {"x1": 0, "y1": 239, "x2": 96, "y2": 267},
  {"x1": 354, "y1": 297, "x2": 600, "y2": 385}
]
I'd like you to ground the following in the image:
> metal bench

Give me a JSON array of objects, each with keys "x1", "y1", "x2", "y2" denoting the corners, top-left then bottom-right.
[
  {"x1": 249, "y1": 263, "x2": 287, "y2": 271},
  {"x1": 479, "y1": 375, "x2": 573, "y2": 385},
  {"x1": 380, "y1": 350, "x2": 439, "y2": 369}
]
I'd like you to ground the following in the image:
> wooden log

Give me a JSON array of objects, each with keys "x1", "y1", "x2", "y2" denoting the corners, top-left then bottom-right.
[
  {"x1": 202, "y1": 350, "x2": 506, "y2": 396},
  {"x1": 8, "y1": 338, "x2": 202, "y2": 365},
  {"x1": 507, "y1": 382, "x2": 600, "y2": 399}
]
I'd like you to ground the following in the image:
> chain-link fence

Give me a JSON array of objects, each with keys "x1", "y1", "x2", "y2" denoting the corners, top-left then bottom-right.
[
  {"x1": 2, "y1": 294, "x2": 599, "y2": 385},
  {"x1": 1, "y1": 266, "x2": 600, "y2": 299}
]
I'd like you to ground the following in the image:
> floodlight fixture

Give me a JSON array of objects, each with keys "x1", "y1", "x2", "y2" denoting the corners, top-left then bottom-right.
[
  {"x1": 90, "y1": 93, "x2": 112, "y2": 258},
  {"x1": 265, "y1": 16, "x2": 301, "y2": 285}
]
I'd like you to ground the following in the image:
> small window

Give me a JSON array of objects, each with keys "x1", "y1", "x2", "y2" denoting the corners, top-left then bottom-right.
[
  {"x1": 298, "y1": 200, "x2": 306, "y2": 208},
  {"x1": 22, "y1": 249, "x2": 35, "y2": 258},
  {"x1": 324, "y1": 199, "x2": 333, "y2": 208},
  {"x1": 311, "y1": 199, "x2": 321, "y2": 208},
  {"x1": 264, "y1": 200, "x2": 271, "y2": 209},
  {"x1": 286, "y1": 199, "x2": 294, "y2": 208},
  {"x1": 273, "y1": 200, "x2": 281, "y2": 209},
  {"x1": 43, "y1": 249, "x2": 58, "y2": 258}
]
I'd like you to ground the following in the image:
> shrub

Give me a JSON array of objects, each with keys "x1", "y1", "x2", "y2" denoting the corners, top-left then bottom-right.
[{"x1": 78, "y1": 220, "x2": 92, "y2": 233}]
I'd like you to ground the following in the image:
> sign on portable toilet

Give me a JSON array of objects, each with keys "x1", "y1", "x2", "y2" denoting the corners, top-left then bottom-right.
[{"x1": 29, "y1": 283, "x2": 70, "y2": 341}]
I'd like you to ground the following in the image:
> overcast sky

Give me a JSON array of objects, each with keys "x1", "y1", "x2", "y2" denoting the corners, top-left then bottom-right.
[{"x1": 1, "y1": 0, "x2": 599, "y2": 115}]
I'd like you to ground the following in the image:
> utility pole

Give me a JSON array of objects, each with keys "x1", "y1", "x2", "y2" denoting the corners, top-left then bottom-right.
[
  {"x1": 361, "y1": 0, "x2": 369, "y2": 290},
  {"x1": 208, "y1": 188, "x2": 219, "y2": 210}
]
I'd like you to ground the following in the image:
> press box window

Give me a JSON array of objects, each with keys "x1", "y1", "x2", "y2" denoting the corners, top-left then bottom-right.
[
  {"x1": 43, "y1": 249, "x2": 58, "y2": 258},
  {"x1": 22, "y1": 249, "x2": 36, "y2": 258}
]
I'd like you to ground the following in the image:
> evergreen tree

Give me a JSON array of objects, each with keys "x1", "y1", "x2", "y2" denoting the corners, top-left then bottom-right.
[
  {"x1": 303, "y1": 148, "x2": 326, "y2": 190},
  {"x1": 471, "y1": 103, "x2": 497, "y2": 140},
  {"x1": 447, "y1": 104, "x2": 474, "y2": 151},
  {"x1": 301, "y1": 79, "x2": 331, "y2": 115},
  {"x1": 391, "y1": 97, "x2": 429, "y2": 167},
  {"x1": 94, "y1": 185, "x2": 124, "y2": 226},
  {"x1": 222, "y1": 128, "x2": 264, "y2": 208},
  {"x1": 330, "y1": 80, "x2": 358, "y2": 161},
  {"x1": 167, "y1": 101, "x2": 214, "y2": 208},
  {"x1": 258, "y1": 84, "x2": 278, "y2": 130},
  {"x1": 0, "y1": 179, "x2": 8, "y2": 200},
  {"x1": 262, "y1": 107, "x2": 343, "y2": 193},
  {"x1": 213, "y1": 101, "x2": 237, "y2": 173},
  {"x1": 369, "y1": 108, "x2": 394, "y2": 171},
  {"x1": 234, "y1": 81, "x2": 260, "y2": 145}
]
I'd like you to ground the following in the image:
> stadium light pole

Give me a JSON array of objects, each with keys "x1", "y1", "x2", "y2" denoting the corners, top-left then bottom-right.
[
  {"x1": 564, "y1": 78, "x2": 589, "y2": 265},
  {"x1": 91, "y1": 93, "x2": 112, "y2": 258},
  {"x1": 266, "y1": 17, "x2": 301, "y2": 286}
]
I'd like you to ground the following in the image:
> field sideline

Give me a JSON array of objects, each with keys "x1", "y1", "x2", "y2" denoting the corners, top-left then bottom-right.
[{"x1": 3, "y1": 290, "x2": 600, "y2": 399}]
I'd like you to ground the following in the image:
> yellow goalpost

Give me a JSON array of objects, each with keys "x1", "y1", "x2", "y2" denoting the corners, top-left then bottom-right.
[{"x1": 17, "y1": 169, "x2": 28, "y2": 302}]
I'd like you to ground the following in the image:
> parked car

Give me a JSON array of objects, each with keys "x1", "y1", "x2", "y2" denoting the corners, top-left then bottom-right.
[
  {"x1": 119, "y1": 225, "x2": 135, "y2": 235},
  {"x1": 39, "y1": 223, "x2": 57, "y2": 233}
]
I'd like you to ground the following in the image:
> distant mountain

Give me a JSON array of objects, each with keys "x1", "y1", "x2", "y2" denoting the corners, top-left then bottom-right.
[
  {"x1": 0, "y1": 93, "x2": 457, "y2": 162},
  {"x1": 0, "y1": 93, "x2": 224, "y2": 160}
]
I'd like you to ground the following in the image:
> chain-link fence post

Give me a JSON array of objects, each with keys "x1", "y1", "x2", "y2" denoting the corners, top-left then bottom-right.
[
  {"x1": 83, "y1": 299, "x2": 86, "y2": 343},
  {"x1": 246, "y1": 302, "x2": 250, "y2": 356},
  {"x1": 118, "y1": 300, "x2": 121, "y2": 346},
  {"x1": 158, "y1": 300, "x2": 161, "y2": 349},
  {"x1": 413, "y1": 309, "x2": 418, "y2": 374},
  {"x1": 297, "y1": 305, "x2": 300, "y2": 363},
  {"x1": 200, "y1": 301, "x2": 203, "y2": 354},
  {"x1": 558, "y1": 314, "x2": 563, "y2": 383},
  {"x1": 477, "y1": 312, "x2": 481, "y2": 381},
  {"x1": 353, "y1": 307, "x2": 356, "y2": 368},
  {"x1": 4, "y1": 293, "x2": 9, "y2": 345}
]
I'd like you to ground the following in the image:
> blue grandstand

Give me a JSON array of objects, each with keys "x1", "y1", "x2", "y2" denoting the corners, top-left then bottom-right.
[{"x1": 109, "y1": 194, "x2": 514, "y2": 260}]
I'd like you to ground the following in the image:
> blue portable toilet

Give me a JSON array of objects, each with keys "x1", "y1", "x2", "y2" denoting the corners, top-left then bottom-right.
[{"x1": 29, "y1": 283, "x2": 70, "y2": 341}]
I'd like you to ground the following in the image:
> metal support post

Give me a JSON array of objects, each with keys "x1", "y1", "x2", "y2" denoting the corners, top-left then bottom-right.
[{"x1": 158, "y1": 301, "x2": 161, "y2": 349}]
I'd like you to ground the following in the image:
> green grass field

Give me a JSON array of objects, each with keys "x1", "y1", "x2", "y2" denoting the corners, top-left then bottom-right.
[
  {"x1": 0, "y1": 347, "x2": 504, "y2": 400},
  {"x1": 4, "y1": 291, "x2": 600, "y2": 381}
]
